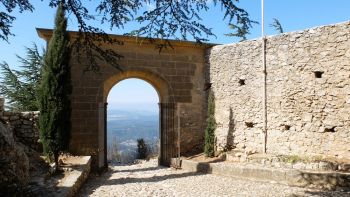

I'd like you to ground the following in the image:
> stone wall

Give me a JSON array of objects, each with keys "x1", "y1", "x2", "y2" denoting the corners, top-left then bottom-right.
[
  {"x1": 0, "y1": 98, "x2": 40, "y2": 151},
  {"x1": 207, "y1": 21, "x2": 350, "y2": 158},
  {"x1": 38, "y1": 29, "x2": 210, "y2": 169},
  {"x1": 0, "y1": 121, "x2": 29, "y2": 192}
]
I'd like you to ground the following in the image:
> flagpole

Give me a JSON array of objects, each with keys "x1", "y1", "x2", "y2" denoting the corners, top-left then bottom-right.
[
  {"x1": 262, "y1": 0, "x2": 265, "y2": 37},
  {"x1": 262, "y1": 0, "x2": 267, "y2": 154}
]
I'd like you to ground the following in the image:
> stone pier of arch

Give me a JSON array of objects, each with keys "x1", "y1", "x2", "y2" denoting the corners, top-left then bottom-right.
[{"x1": 38, "y1": 29, "x2": 211, "y2": 170}]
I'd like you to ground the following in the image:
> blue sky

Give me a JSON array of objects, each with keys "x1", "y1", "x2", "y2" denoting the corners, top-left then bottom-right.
[
  {"x1": 1, "y1": 1, "x2": 350, "y2": 111},
  {"x1": 107, "y1": 78, "x2": 159, "y2": 111}
]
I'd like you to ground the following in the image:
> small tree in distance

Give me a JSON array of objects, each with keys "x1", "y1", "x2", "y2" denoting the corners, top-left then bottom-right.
[
  {"x1": 38, "y1": 3, "x2": 71, "y2": 170},
  {"x1": 270, "y1": 18, "x2": 284, "y2": 34},
  {"x1": 107, "y1": 137, "x2": 121, "y2": 163},
  {"x1": 137, "y1": 138, "x2": 148, "y2": 159},
  {"x1": 204, "y1": 90, "x2": 216, "y2": 157}
]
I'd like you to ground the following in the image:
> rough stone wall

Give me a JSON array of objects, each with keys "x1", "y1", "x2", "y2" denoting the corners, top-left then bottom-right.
[
  {"x1": 0, "y1": 98, "x2": 40, "y2": 151},
  {"x1": 208, "y1": 21, "x2": 350, "y2": 158},
  {"x1": 0, "y1": 122, "x2": 29, "y2": 192}
]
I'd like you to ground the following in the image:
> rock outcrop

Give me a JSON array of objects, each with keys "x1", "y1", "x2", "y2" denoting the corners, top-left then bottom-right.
[{"x1": 0, "y1": 122, "x2": 29, "y2": 192}]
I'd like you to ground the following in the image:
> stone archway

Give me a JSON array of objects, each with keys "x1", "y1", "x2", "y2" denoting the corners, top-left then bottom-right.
[
  {"x1": 101, "y1": 70, "x2": 176, "y2": 168},
  {"x1": 37, "y1": 28, "x2": 210, "y2": 170}
]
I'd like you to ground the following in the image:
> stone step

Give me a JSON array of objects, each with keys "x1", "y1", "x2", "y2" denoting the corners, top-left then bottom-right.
[
  {"x1": 55, "y1": 156, "x2": 92, "y2": 197},
  {"x1": 178, "y1": 159, "x2": 350, "y2": 190},
  {"x1": 225, "y1": 152, "x2": 350, "y2": 172}
]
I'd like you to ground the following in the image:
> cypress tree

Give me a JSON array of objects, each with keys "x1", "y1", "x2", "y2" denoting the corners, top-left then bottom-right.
[
  {"x1": 204, "y1": 90, "x2": 216, "y2": 157},
  {"x1": 38, "y1": 3, "x2": 71, "y2": 168}
]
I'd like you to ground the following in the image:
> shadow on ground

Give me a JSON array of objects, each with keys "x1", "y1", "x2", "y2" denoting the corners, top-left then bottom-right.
[
  {"x1": 78, "y1": 163, "x2": 204, "y2": 196},
  {"x1": 112, "y1": 166, "x2": 161, "y2": 173},
  {"x1": 291, "y1": 189, "x2": 350, "y2": 197}
]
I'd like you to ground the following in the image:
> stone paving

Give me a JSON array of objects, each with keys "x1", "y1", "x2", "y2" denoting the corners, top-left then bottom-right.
[{"x1": 78, "y1": 159, "x2": 350, "y2": 197}]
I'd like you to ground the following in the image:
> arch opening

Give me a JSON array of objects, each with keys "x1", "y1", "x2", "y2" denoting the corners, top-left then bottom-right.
[
  {"x1": 99, "y1": 70, "x2": 177, "y2": 168},
  {"x1": 106, "y1": 78, "x2": 160, "y2": 165}
]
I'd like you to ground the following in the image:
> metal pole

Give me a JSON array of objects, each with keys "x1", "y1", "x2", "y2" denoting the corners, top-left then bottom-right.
[
  {"x1": 262, "y1": 0, "x2": 265, "y2": 37},
  {"x1": 261, "y1": 0, "x2": 267, "y2": 153},
  {"x1": 177, "y1": 104, "x2": 181, "y2": 165}
]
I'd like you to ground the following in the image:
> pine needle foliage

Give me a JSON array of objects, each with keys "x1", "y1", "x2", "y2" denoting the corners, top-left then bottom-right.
[
  {"x1": 225, "y1": 23, "x2": 250, "y2": 41},
  {"x1": 225, "y1": 19, "x2": 258, "y2": 41},
  {"x1": 0, "y1": 44, "x2": 44, "y2": 111},
  {"x1": 204, "y1": 90, "x2": 216, "y2": 157},
  {"x1": 1, "y1": 1, "x2": 256, "y2": 71},
  {"x1": 1, "y1": 0, "x2": 256, "y2": 43},
  {"x1": 38, "y1": 4, "x2": 71, "y2": 167}
]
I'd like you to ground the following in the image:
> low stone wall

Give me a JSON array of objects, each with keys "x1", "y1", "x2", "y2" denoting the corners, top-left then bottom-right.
[
  {"x1": 57, "y1": 156, "x2": 92, "y2": 197},
  {"x1": 0, "y1": 98, "x2": 40, "y2": 151},
  {"x1": 207, "y1": 21, "x2": 350, "y2": 158},
  {"x1": 180, "y1": 159, "x2": 350, "y2": 189},
  {"x1": 0, "y1": 121, "x2": 29, "y2": 193}
]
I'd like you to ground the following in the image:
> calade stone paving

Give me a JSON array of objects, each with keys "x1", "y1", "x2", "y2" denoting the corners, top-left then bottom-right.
[{"x1": 78, "y1": 159, "x2": 350, "y2": 197}]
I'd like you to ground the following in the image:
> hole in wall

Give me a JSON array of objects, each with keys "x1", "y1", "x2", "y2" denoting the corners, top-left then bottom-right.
[
  {"x1": 324, "y1": 127, "x2": 336, "y2": 133},
  {"x1": 239, "y1": 79, "x2": 245, "y2": 86},
  {"x1": 203, "y1": 82, "x2": 212, "y2": 91},
  {"x1": 284, "y1": 125, "x2": 291, "y2": 131},
  {"x1": 245, "y1": 122, "x2": 254, "y2": 128},
  {"x1": 314, "y1": 71, "x2": 324, "y2": 78}
]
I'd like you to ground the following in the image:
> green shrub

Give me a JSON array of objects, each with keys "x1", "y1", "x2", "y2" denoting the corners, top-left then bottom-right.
[
  {"x1": 204, "y1": 90, "x2": 216, "y2": 157},
  {"x1": 137, "y1": 138, "x2": 148, "y2": 159}
]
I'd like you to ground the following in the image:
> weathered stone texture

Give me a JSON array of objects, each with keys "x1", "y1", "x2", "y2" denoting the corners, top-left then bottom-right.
[
  {"x1": 0, "y1": 99, "x2": 40, "y2": 151},
  {"x1": 208, "y1": 21, "x2": 350, "y2": 158},
  {"x1": 2, "y1": 111, "x2": 40, "y2": 151},
  {"x1": 208, "y1": 40, "x2": 264, "y2": 153},
  {"x1": 0, "y1": 122, "x2": 29, "y2": 191}
]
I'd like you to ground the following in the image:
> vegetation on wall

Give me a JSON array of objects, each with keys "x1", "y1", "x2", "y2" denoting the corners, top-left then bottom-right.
[
  {"x1": 270, "y1": 18, "x2": 284, "y2": 33},
  {"x1": 38, "y1": 4, "x2": 71, "y2": 169},
  {"x1": 204, "y1": 90, "x2": 216, "y2": 157},
  {"x1": 0, "y1": 44, "x2": 44, "y2": 111}
]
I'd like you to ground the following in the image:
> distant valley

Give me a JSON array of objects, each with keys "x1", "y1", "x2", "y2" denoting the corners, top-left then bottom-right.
[{"x1": 107, "y1": 109, "x2": 159, "y2": 162}]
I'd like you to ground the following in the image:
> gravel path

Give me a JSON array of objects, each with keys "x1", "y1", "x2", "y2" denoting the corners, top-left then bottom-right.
[{"x1": 78, "y1": 159, "x2": 349, "y2": 197}]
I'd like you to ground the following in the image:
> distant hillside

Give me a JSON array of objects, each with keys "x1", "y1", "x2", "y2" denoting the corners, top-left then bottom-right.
[{"x1": 107, "y1": 109, "x2": 159, "y2": 158}]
